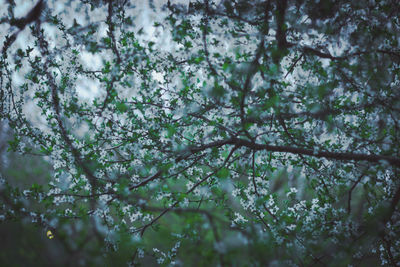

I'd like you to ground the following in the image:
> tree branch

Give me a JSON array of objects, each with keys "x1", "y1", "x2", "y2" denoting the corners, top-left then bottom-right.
[{"x1": 181, "y1": 137, "x2": 400, "y2": 167}]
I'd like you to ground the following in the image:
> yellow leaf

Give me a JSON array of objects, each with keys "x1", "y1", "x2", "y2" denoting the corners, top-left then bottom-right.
[{"x1": 47, "y1": 230, "x2": 54, "y2": 239}]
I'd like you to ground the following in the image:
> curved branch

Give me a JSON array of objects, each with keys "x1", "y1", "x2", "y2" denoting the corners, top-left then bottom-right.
[
  {"x1": 232, "y1": 138, "x2": 400, "y2": 167},
  {"x1": 182, "y1": 137, "x2": 400, "y2": 167}
]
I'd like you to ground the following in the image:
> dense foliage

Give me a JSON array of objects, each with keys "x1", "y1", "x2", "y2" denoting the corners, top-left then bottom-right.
[{"x1": 1, "y1": 0, "x2": 400, "y2": 266}]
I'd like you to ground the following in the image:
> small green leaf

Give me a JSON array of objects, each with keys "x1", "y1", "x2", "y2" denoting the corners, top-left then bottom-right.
[
  {"x1": 116, "y1": 102, "x2": 128, "y2": 113},
  {"x1": 167, "y1": 125, "x2": 177, "y2": 138},
  {"x1": 216, "y1": 168, "x2": 230, "y2": 179}
]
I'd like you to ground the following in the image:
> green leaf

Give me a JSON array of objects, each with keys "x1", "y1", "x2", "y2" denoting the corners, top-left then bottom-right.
[
  {"x1": 167, "y1": 125, "x2": 177, "y2": 138},
  {"x1": 222, "y1": 62, "x2": 230, "y2": 71},
  {"x1": 116, "y1": 102, "x2": 128, "y2": 113},
  {"x1": 216, "y1": 168, "x2": 230, "y2": 179}
]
